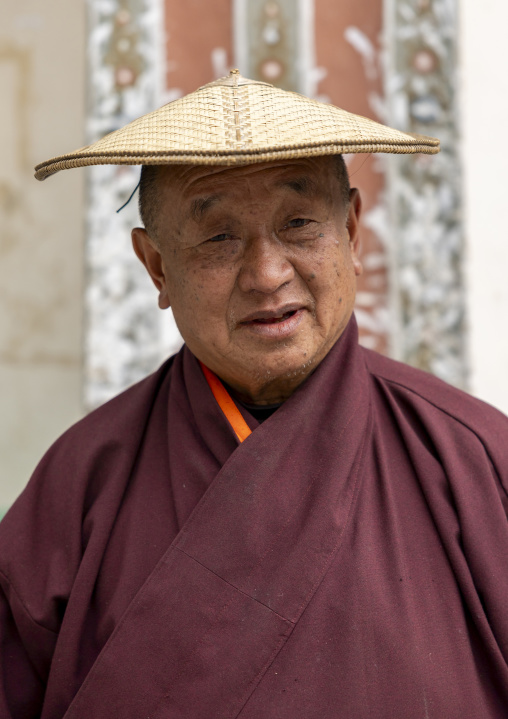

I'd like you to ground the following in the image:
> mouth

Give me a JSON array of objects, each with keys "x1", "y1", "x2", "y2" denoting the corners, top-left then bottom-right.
[
  {"x1": 240, "y1": 305, "x2": 303, "y2": 325},
  {"x1": 238, "y1": 305, "x2": 306, "y2": 338},
  {"x1": 247, "y1": 309, "x2": 298, "y2": 325}
]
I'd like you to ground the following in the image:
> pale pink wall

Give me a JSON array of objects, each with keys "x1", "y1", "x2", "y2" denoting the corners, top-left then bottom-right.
[{"x1": 165, "y1": 0, "x2": 233, "y2": 92}]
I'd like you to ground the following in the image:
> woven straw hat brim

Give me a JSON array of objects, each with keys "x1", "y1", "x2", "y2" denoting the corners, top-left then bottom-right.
[{"x1": 34, "y1": 73, "x2": 439, "y2": 181}]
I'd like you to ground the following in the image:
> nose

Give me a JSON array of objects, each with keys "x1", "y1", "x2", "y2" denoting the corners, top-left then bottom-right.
[{"x1": 237, "y1": 234, "x2": 295, "y2": 294}]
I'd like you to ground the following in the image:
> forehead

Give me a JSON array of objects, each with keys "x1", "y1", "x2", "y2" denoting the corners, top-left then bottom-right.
[{"x1": 157, "y1": 156, "x2": 339, "y2": 207}]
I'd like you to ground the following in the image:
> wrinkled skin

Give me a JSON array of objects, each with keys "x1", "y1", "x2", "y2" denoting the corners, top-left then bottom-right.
[{"x1": 132, "y1": 157, "x2": 363, "y2": 405}]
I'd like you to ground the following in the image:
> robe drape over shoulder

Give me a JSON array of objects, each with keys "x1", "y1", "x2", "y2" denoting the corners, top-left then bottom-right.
[{"x1": 1, "y1": 317, "x2": 508, "y2": 718}]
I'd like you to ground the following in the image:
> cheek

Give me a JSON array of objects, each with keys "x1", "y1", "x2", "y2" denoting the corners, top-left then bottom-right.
[
  {"x1": 167, "y1": 269, "x2": 199, "y2": 306},
  {"x1": 196, "y1": 242, "x2": 242, "y2": 271},
  {"x1": 179, "y1": 246, "x2": 242, "y2": 303},
  {"x1": 305, "y1": 245, "x2": 356, "y2": 310},
  {"x1": 293, "y1": 243, "x2": 328, "y2": 284},
  {"x1": 166, "y1": 263, "x2": 237, "y2": 329}
]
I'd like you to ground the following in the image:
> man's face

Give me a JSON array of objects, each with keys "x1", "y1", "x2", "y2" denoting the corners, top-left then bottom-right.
[{"x1": 132, "y1": 157, "x2": 363, "y2": 404}]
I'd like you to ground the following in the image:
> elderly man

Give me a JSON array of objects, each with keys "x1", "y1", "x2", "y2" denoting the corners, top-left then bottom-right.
[{"x1": 1, "y1": 71, "x2": 507, "y2": 718}]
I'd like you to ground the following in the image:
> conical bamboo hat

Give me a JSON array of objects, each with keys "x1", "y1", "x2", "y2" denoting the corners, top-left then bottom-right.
[{"x1": 34, "y1": 69, "x2": 439, "y2": 181}]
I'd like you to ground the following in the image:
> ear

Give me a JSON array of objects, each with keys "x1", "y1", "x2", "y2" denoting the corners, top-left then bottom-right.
[
  {"x1": 346, "y1": 188, "x2": 363, "y2": 277},
  {"x1": 131, "y1": 228, "x2": 171, "y2": 309}
]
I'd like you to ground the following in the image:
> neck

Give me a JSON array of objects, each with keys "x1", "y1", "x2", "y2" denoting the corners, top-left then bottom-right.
[{"x1": 218, "y1": 369, "x2": 313, "y2": 406}]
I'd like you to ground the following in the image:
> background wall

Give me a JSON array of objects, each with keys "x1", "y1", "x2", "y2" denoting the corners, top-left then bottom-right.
[
  {"x1": 461, "y1": 0, "x2": 508, "y2": 415},
  {"x1": 0, "y1": 0, "x2": 86, "y2": 511}
]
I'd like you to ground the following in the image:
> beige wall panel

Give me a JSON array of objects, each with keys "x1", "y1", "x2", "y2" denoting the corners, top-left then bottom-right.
[
  {"x1": 0, "y1": 365, "x2": 82, "y2": 508},
  {"x1": 0, "y1": 0, "x2": 86, "y2": 511},
  {"x1": 461, "y1": 0, "x2": 508, "y2": 415}
]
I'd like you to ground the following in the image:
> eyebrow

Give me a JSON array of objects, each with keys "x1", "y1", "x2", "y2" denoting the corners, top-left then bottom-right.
[
  {"x1": 190, "y1": 195, "x2": 221, "y2": 221},
  {"x1": 276, "y1": 176, "x2": 318, "y2": 196},
  {"x1": 188, "y1": 176, "x2": 317, "y2": 221}
]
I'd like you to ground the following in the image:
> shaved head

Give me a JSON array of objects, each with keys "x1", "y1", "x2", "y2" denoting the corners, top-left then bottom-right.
[{"x1": 138, "y1": 155, "x2": 351, "y2": 242}]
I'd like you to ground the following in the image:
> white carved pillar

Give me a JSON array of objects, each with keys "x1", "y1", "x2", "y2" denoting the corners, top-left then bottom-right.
[
  {"x1": 384, "y1": 0, "x2": 467, "y2": 387},
  {"x1": 85, "y1": 0, "x2": 182, "y2": 409},
  {"x1": 234, "y1": 0, "x2": 319, "y2": 95}
]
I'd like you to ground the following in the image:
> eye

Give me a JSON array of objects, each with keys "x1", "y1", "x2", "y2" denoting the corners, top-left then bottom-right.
[
  {"x1": 208, "y1": 233, "x2": 233, "y2": 243},
  {"x1": 284, "y1": 218, "x2": 311, "y2": 229}
]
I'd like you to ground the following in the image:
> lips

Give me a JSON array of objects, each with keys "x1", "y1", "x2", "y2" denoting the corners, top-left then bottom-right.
[
  {"x1": 248, "y1": 309, "x2": 297, "y2": 324},
  {"x1": 239, "y1": 304, "x2": 303, "y2": 325},
  {"x1": 237, "y1": 304, "x2": 306, "y2": 339}
]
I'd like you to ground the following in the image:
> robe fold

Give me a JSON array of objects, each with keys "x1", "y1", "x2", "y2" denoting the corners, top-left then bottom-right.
[{"x1": 1, "y1": 316, "x2": 508, "y2": 718}]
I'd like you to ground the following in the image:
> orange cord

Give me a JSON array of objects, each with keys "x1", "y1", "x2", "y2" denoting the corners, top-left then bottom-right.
[{"x1": 200, "y1": 362, "x2": 252, "y2": 443}]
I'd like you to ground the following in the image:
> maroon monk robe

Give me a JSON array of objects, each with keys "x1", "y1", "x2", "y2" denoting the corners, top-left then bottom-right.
[{"x1": 1, "y1": 316, "x2": 508, "y2": 718}]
